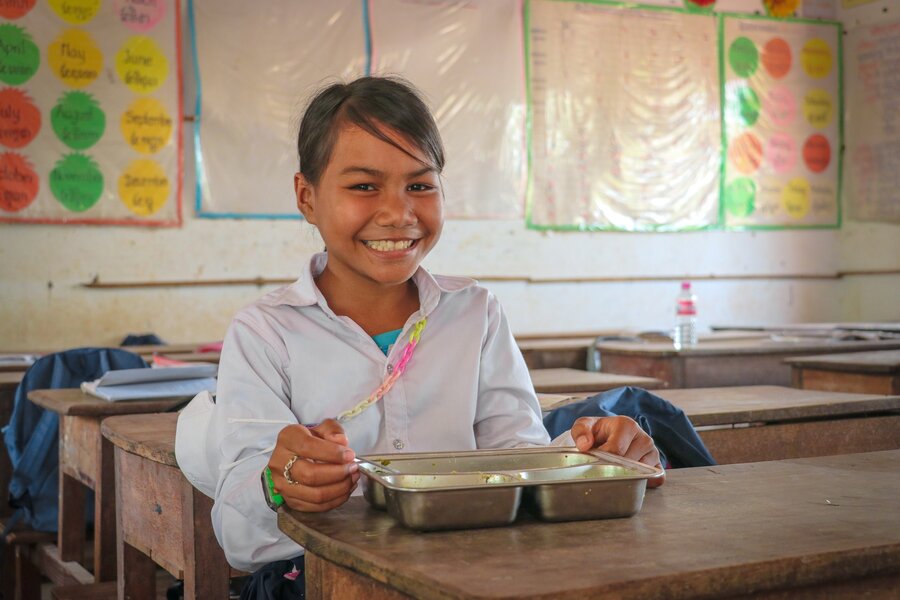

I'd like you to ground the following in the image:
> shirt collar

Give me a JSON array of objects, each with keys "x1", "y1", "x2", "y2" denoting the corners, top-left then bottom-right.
[{"x1": 261, "y1": 252, "x2": 473, "y2": 316}]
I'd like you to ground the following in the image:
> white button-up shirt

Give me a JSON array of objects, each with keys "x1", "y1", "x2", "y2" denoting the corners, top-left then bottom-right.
[{"x1": 210, "y1": 253, "x2": 550, "y2": 572}]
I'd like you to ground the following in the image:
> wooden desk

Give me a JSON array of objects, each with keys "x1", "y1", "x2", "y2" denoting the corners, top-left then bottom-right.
[
  {"x1": 656, "y1": 385, "x2": 900, "y2": 464},
  {"x1": 787, "y1": 350, "x2": 900, "y2": 395},
  {"x1": 596, "y1": 337, "x2": 900, "y2": 388},
  {"x1": 529, "y1": 367, "x2": 663, "y2": 394},
  {"x1": 26, "y1": 389, "x2": 187, "y2": 587},
  {"x1": 280, "y1": 450, "x2": 900, "y2": 599},
  {"x1": 140, "y1": 351, "x2": 221, "y2": 364},
  {"x1": 517, "y1": 338, "x2": 595, "y2": 370},
  {"x1": 713, "y1": 321, "x2": 900, "y2": 334},
  {"x1": 101, "y1": 413, "x2": 238, "y2": 599},
  {"x1": 0, "y1": 371, "x2": 23, "y2": 518}
]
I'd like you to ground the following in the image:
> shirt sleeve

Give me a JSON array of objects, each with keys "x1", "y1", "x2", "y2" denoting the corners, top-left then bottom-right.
[
  {"x1": 474, "y1": 293, "x2": 551, "y2": 448},
  {"x1": 209, "y1": 314, "x2": 304, "y2": 572}
]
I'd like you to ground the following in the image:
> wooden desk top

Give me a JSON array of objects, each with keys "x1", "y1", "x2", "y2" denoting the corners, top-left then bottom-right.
[
  {"x1": 280, "y1": 450, "x2": 900, "y2": 600},
  {"x1": 595, "y1": 337, "x2": 900, "y2": 357},
  {"x1": 785, "y1": 350, "x2": 900, "y2": 374},
  {"x1": 713, "y1": 322, "x2": 900, "y2": 334},
  {"x1": 516, "y1": 338, "x2": 595, "y2": 352},
  {"x1": 27, "y1": 388, "x2": 187, "y2": 417},
  {"x1": 101, "y1": 413, "x2": 178, "y2": 467},
  {"x1": 141, "y1": 351, "x2": 221, "y2": 364},
  {"x1": 656, "y1": 385, "x2": 900, "y2": 427},
  {"x1": 529, "y1": 368, "x2": 663, "y2": 393},
  {"x1": 0, "y1": 371, "x2": 23, "y2": 391}
]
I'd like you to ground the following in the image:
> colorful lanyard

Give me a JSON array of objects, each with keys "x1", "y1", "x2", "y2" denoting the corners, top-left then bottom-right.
[{"x1": 335, "y1": 318, "x2": 427, "y2": 423}]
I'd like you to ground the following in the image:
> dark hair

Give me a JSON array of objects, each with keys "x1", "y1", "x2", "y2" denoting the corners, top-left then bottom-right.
[{"x1": 297, "y1": 76, "x2": 445, "y2": 186}]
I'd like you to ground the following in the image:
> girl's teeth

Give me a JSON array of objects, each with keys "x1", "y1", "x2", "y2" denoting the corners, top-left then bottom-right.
[{"x1": 366, "y1": 240, "x2": 413, "y2": 252}]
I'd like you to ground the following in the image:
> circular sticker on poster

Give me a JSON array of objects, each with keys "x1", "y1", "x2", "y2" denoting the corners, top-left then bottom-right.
[
  {"x1": 728, "y1": 85, "x2": 760, "y2": 127},
  {"x1": 724, "y1": 177, "x2": 756, "y2": 218},
  {"x1": 729, "y1": 132, "x2": 763, "y2": 175},
  {"x1": 0, "y1": 24, "x2": 40, "y2": 85},
  {"x1": 803, "y1": 89, "x2": 833, "y2": 129},
  {"x1": 0, "y1": 0, "x2": 36, "y2": 19},
  {"x1": 0, "y1": 151, "x2": 38, "y2": 212},
  {"x1": 764, "y1": 86, "x2": 796, "y2": 128},
  {"x1": 115, "y1": 0, "x2": 167, "y2": 32},
  {"x1": 121, "y1": 97, "x2": 172, "y2": 154},
  {"x1": 803, "y1": 134, "x2": 831, "y2": 173},
  {"x1": 119, "y1": 159, "x2": 169, "y2": 216},
  {"x1": 116, "y1": 36, "x2": 168, "y2": 94},
  {"x1": 48, "y1": 0, "x2": 101, "y2": 25},
  {"x1": 801, "y1": 38, "x2": 832, "y2": 79},
  {"x1": 0, "y1": 87, "x2": 40, "y2": 148},
  {"x1": 766, "y1": 133, "x2": 796, "y2": 174},
  {"x1": 764, "y1": 0, "x2": 800, "y2": 18},
  {"x1": 762, "y1": 37, "x2": 791, "y2": 79},
  {"x1": 49, "y1": 152, "x2": 104, "y2": 212},
  {"x1": 781, "y1": 177, "x2": 810, "y2": 219},
  {"x1": 729, "y1": 37, "x2": 758, "y2": 78},
  {"x1": 48, "y1": 29, "x2": 103, "y2": 89},
  {"x1": 51, "y1": 91, "x2": 106, "y2": 150}
]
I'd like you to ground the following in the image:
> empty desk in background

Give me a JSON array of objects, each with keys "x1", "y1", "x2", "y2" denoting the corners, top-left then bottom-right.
[
  {"x1": 102, "y1": 413, "x2": 242, "y2": 599},
  {"x1": 280, "y1": 450, "x2": 900, "y2": 599},
  {"x1": 787, "y1": 350, "x2": 900, "y2": 395},
  {"x1": 595, "y1": 338, "x2": 900, "y2": 388},
  {"x1": 25, "y1": 389, "x2": 187, "y2": 588},
  {"x1": 517, "y1": 337, "x2": 596, "y2": 370},
  {"x1": 140, "y1": 351, "x2": 221, "y2": 365},
  {"x1": 655, "y1": 385, "x2": 900, "y2": 464},
  {"x1": 529, "y1": 368, "x2": 663, "y2": 394}
]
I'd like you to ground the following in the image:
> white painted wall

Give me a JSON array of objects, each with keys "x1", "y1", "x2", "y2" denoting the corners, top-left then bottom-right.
[{"x1": 1, "y1": 0, "x2": 896, "y2": 351}]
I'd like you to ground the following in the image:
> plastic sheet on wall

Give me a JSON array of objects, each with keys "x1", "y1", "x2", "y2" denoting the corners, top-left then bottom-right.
[
  {"x1": 0, "y1": 1, "x2": 182, "y2": 226},
  {"x1": 369, "y1": 0, "x2": 526, "y2": 219},
  {"x1": 192, "y1": 0, "x2": 367, "y2": 218},
  {"x1": 721, "y1": 15, "x2": 842, "y2": 229},
  {"x1": 526, "y1": 0, "x2": 721, "y2": 231},
  {"x1": 844, "y1": 19, "x2": 900, "y2": 223}
]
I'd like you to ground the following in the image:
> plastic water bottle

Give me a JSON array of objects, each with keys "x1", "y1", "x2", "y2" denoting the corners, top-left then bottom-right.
[{"x1": 673, "y1": 281, "x2": 698, "y2": 350}]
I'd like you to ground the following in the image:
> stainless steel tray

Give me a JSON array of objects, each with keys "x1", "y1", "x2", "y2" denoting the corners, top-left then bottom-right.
[{"x1": 358, "y1": 447, "x2": 663, "y2": 530}]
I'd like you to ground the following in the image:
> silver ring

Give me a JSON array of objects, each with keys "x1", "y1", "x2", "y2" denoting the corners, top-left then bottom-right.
[{"x1": 283, "y1": 455, "x2": 301, "y2": 485}]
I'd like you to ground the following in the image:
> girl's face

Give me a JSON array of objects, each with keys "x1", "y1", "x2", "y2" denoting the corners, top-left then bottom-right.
[{"x1": 295, "y1": 122, "x2": 444, "y2": 293}]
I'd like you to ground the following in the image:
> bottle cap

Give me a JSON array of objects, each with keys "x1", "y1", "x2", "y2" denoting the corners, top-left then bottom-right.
[{"x1": 681, "y1": 281, "x2": 691, "y2": 290}]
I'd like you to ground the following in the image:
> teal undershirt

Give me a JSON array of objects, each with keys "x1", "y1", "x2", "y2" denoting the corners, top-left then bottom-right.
[{"x1": 372, "y1": 328, "x2": 403, "y2": 355}]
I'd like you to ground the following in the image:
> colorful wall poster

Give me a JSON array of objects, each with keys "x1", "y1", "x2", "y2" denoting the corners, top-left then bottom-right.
[
  {"x1": 370, "y1": 0, "x2": 526, "y2": 219},
  {"x1": 721, "y1": 15, "x2": 841, "y2": 228},
  {"x1": 0, "y1": 0, "x2": 182, "y2": 225},
  {"x1": 192, "y1": 0, "x2": 366, "y2": 218},
  {"x1": 763, "y1": 0, "x2": 802, "y2": 18},
  {"x1": 527, "y1": 0, "x2": 720, "y2": 231},
  {"x1": 844, "y1": 19, "x2": 900, "y2": 223}
]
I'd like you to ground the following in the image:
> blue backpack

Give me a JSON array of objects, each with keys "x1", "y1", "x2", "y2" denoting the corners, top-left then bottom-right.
[{"x1": 2, "y1": 347, "x2": 148, "y2": 532}]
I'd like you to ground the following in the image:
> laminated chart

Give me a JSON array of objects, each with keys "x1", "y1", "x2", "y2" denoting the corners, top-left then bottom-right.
[
  {"x1": 526, "y1": 0, "x2": 720, "y2": 231},
  {"x1": 844, "y1": 19, "x2": 900, "y2": 223},
  {"x1": 369, "y1": 0, "x2": 526, "y2": 219},
  {"x1": 192, "y1": 0, "x2": 366, "y2": 218},
  {"x1": 721, "y1": 15, "x2": 841, "y2": 229},
  {"x1": 0, "y1": 0, "x2": 182, "y2": 225}
]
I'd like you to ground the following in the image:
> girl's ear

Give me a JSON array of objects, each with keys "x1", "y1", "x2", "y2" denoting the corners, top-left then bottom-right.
[{"x1": 295, "y1": 173, "x2": 317, "y2": 224}]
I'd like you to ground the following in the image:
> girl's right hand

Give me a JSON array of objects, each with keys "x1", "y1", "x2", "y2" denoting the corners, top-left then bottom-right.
[{"x1": 268, "y1": 419, "x2": 360, "y2": 512}]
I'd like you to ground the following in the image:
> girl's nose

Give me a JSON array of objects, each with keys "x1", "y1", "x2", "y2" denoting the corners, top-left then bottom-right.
[{"x1": 377, "y1": 189, "x2": 417, "y2": 227}]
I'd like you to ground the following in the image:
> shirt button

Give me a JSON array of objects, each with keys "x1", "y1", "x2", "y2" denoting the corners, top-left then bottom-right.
[
  {"x1": 393, "y1": 439, "x2": 405, "y2": 450},
  {"x1": 386, "y1": 364, "x2": 394, "y2": 374}
]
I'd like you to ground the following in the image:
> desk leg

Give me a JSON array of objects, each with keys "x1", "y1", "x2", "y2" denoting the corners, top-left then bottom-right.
[
  {"x1": 58, "y1": 471, "x2": 85, "y2": 565},
  {"x1": 181, "y1": 483, "x2": 229, "y2": 599},
  {"x1": 94, "y1": 434, "x2": 116, "y2": 581},
  {"x1": 115, "y1": 447, "x2": 156, "y2": 600},
  {"x1": 305, "y1": 553, "x2": 411, "y2": 600}
]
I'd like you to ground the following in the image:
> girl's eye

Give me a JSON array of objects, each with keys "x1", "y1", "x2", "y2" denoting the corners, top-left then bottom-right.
[
  {"x1": 408, "y1": 183, "x2": 435, "y2": 192},
  {"x1": 350, "y1": 183, "x2": 376, "y2": 191}
]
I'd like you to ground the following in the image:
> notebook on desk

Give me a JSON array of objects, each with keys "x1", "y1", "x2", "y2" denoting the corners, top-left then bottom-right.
[{"x1": 81, "y1": 364, "x2": 218, "y2": 402}]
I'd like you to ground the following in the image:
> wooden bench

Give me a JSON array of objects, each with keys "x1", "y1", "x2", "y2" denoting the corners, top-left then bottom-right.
[
  {"x1": 101, "y1": 413, "x2": 244, "y2": 599},
  {"x1": 280, "y1": 450, "x2": 900, "y2": 598},
  {"x1": 1, "y1": 520, "x2": 56, "y2": 600},
  {"x1": 788, "y1": 349, "x2": 900, "y2": 395},
  {"x1": 596, "y1": 337, "x2": 900, "y2": 388},
  {"x1": 22, "y1": 389, "x2": 187, "y2": 591},
  {"x1": 529, "y1": 367, "x2": 663, "y2": 394}
]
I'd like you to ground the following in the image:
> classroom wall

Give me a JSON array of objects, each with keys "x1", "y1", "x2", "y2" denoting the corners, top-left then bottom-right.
[{"x1": 1, "y1": 0, "x2": 897, "y2": 351}]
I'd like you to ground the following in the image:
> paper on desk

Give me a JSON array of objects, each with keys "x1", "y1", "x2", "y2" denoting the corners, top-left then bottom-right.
[
  {"x1": 80, "y1": 365, "x2": 218, "y2": 402},
  {"x1": 0, "y1": 354, "x2": 38, "y2": 367}
]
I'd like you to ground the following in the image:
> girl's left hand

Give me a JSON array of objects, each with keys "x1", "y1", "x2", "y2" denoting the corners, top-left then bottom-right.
[{"x1": 570, "y1": 416, "x2": 666, "y2": 488}]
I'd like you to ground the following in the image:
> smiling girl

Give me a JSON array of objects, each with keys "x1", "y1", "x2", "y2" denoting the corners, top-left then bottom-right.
[{"x1": 206, "y1": 76, "x2": 663, "y2": 598}]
